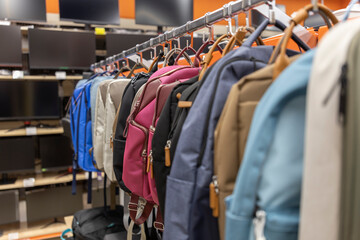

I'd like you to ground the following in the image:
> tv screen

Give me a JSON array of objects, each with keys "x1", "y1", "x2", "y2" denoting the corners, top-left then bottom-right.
[
  {"x1": 28, "y1": 29, "x2": 96, "y2": 70},
  {"x1": 106, "y1": 33, "x2": 158, "y2": 60},
  {"x1": 0, "y1": 137, "x2": 35, "y2": 173},
  {"x1": 0, "y1": 25, "x2": 22, "y2": 67},
  {"x1": 40, "y1": 135, "x2": 73, "y2": 170},
  {"x1": 135, "y1": 0, "x2": 193, "y2": 26},
  {"x1": 0, "y1": 81, "x2": 60, "y2": 121},
  {"x1": 59, "y1": 0, "x2": 120, "y2": 25},
  {"x1": 0, "y1": 0, "x2": 46, "y2": 22}
]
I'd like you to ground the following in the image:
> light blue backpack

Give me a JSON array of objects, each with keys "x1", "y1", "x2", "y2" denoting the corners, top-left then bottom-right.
[{"x1": 225, "y1": 50, "x2": 315, "y2": 240}]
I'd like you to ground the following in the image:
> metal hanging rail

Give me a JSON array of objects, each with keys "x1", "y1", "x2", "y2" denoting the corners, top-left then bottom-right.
[{"x1": 91, "y1": 0, "x2": 271, "y2": 70}]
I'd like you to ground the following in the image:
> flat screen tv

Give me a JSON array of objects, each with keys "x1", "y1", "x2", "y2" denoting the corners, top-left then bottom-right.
[
  {"x1": 39, "y1": 135, "x2": 73, "y2": 171},
  {"x1": 0, "y1": 137, "x2": 35, "y2": 173},
  {"x1": 0, "y1": 0, "x2": 46, "y2": 22},
  {"x1": 106, "y1": 33, "x2": 158, "y2": 60},
  {"x1": 59, "y1": 0, "x2": 120, "y2": 25},
  {"x1": 0, "y1": 81, "x2": 60, "y2": 121},
  {"x1": 0, "y1": 25, "x2": 22, "y2": 67},
  {"x1": 28, "y1": 29, "x2": 96, "y2": 70},
  {"x1": 135, "y1": 0, "x2": 193, "y2": 26}
]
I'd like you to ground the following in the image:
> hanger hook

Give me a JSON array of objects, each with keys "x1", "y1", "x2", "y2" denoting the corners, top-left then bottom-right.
[{"x1": 312, "y1": 0, "x2": 319, "y2": 12}]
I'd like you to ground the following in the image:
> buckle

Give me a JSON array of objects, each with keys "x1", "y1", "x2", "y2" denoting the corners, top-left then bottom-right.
[
  {"x1": 128, "y1": 202, "x2": 138, "y2": 211},
  {"x1": 154, "y1": 221, "x2": 164, "y2": 231}
]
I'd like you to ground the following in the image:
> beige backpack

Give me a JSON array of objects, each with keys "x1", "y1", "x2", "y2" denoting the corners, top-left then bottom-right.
[{"x1": 103, "y1": 79, "x2": 130, "y2": 181}]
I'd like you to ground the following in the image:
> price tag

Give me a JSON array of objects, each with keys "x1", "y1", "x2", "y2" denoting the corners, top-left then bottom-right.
[
  {"x1": 55, "y1": 71, "x2": 66, "y2": 80},
  {"x1": 25, "y1": 127, "x2": 37, "y2": 136},
  {"x1": 23, "y1": 178, "x2": 35, "y2": 188},
  {"x1": 8, "y1": 232, "x2": 19, "y2": 240},
  {"x1": 12, "y1": 71, "x2": 24, "y2": 79}
]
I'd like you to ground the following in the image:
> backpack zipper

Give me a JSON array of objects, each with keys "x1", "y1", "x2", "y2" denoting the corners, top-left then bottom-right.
[
  {"x1": 130, "y1": 119, "x2": 149, "y2": 173},
  {"x1": 163, "y1": 83, "x2": 197, "y2": 167},
  {"x1": 253, "y1": 210, "x2": 266, "y2": 240},
  {"x1": 164, "y1": 140, "x2": 172, "y2": 167},
  {"x1": 147, "y1": 150, "x2": 154, "y2": 178},
  {"x1": 339, "y1": 63, "x2": 348, "y2": 124},
  {"x1": 124, "y1": 100, "x2": 140, "y2": 138},
  {"x1": 322, "y1": 63, "x2": 348, "y2": 125},
  {"x1": 209, "y1": 175, "x2": 219, "y2": 217}
]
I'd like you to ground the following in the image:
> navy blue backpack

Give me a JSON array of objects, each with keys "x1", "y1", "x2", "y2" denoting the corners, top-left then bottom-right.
[{"x1": 164, "y1": 19, "x2": 301, "y2": 240}]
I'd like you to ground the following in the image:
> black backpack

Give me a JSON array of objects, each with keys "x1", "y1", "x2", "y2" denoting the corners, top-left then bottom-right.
[
  {"x1": 113, "y1": 72, "x2": 151, "y2": 192},
  {"x1": 152, "y1": 65, "x2": 214, "y2": 217},
  {"x1": 72, "y1": 206, "x2": 126, "y2": 240}
]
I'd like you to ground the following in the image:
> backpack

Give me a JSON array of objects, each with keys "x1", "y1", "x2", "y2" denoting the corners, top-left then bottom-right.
[
  {"x1": 213, "y1": 54, "x2": 300, "y2": 239},
  {"x1": 225, "y1": 50, "x2": 315, "y2": 240},
  {"x1": 299, "y1": 19, "x2": 360, "y2": 240},
  {"x1": 163, "y1": 19, "x2": 291, "y2": 240},
  {"x1": 341, "y1": 30, "x2": 360, "y2": 240},
  {"x1": 113, "y1": 72, "x2": 151, "y2": 192},
  {"x1": 102, "y1": 79, "x2": 130, "y2": 181},
  {"x1": 72, "y1": 206, "x2": 126, "y2": 240},
  {"x1": 70, "y1": 79, "x2": 101, "y2": 201},
  {"x1": 123, "y1": 65, "x2": 200, "y2": 226},
  {"x1": 90, "y1": 76, "x2": 113, "y2": 133},
  {"x1": 151, "y1": 75, "x2": 198, "y2": 217},
  {"x1": 93, "y1": 80, "x2": 115, "y2": 170}
]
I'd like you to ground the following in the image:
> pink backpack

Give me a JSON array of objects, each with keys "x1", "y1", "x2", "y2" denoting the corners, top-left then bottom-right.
[{"x1": 123, "y1": 65, "x2": 200, "y2": 228}]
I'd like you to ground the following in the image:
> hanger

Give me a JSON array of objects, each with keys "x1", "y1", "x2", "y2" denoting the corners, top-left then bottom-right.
[
  {"x1": 163, "y1": 47, "x2": 192, "y2": 66},
  {"x1": 198, "y1": 34, "x2": 231, "y2": 81},
  {"x1": 113, "y1": 60, "x2": 131, "y2": 79},
  {"x1": 270, "y1": 3, "x2": 339, "y2": 79},
  {"x1": 173, "y1": 38, "x2": 201, "y2": 67},
  {"x1": 254, "y1": 3, "x2": 316, "y2": 47},
  {"x1": 126, "y1": 50, "x2": 149, "y2": 78},
  {"x1": 343, "y1": 0, "x2": 360, "y2": 21}
]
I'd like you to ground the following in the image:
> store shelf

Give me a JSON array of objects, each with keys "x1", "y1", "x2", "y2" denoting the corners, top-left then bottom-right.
[
  {"x1": 0, "y1": 127, "x2": 64, "y2": 138},
  {"x1": 0, "y1": 172, "x2": 93, "y2": 191},
  {"x1": 0, "y1": 76, "x2": 83, "y2": 81},
  {"x1": 0, "y1": 217, "x2": 70, "y2": 240}
]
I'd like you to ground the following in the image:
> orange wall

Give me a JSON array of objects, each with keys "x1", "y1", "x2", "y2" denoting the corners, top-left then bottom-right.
[{"x1": 46, "y1": 0, "x2": 349, "y2": 19}]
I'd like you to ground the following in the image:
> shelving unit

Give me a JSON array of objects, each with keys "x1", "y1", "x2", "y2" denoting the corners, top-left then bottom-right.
[{"x1": 0, "y1": 76, "x2": 82, "y2": 81}]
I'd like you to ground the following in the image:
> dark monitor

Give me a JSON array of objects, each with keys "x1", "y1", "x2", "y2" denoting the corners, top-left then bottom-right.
[
  {"x1": 0, "y1": 81, "x2": 60, "y2": 121},
  {"x1": 0, "y1": 25, "x2": 22, "y2": 67},
  {"x1": 0, "y1": 137, "x2": 35, "y2": 173},
  {"x1": 28, "y1": 29, "x2": 96, "y2": 70},
  {"x1": 39, "y1": 135, "x2": 73, "y2": 171},
  {"x1": 0, "y1": 0, "x2": 46, "y2": 22},
  {"x1": 135, "y1": 0, "x2": 193, "y2": 26},
  {"x1": 106, "y1": 33, "x2": 158, "y2": 60},
  {"x1": 59, "y1": 0, "x2": 120, "y2": 25}
]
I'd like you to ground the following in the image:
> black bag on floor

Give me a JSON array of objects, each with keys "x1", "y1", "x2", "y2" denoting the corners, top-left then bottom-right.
[{"x1": 72, "y1": 206, "x2": 126, "y2": 240}]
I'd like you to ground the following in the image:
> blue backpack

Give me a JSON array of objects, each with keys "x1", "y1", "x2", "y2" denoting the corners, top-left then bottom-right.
[
  {"x1": 225, "y1": 50, "x2": 315, "y2": 240},
  {"x1": 164, "y1": 20, "x2": 292, "y2": 240},
  {"x1": 70, "y1": 78, "x2": 101, "y2": 198}
]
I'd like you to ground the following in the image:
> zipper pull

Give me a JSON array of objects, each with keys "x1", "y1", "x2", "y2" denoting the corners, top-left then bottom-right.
[
  {"x1": 253, "y1": 210, "x2": 266, "y2": 240},
  {"x1": 209, "y1": 175, "x2": 219, "y2": 217},
  {"x1": 142, "y1": 150, "x2": 147, "y2": 173},
  {"x1": 150, "y1": 151, "x2": 154, "y2": 179},
  {"x1": 146, "y1": 150, "x2": 152, "y2": 173},
  {"x1": 339, "y1": 64, "x2": 348, "y2": 124},
  {"x1": 165, "y1": 140, "x2": 172, "y2": 167},
  {"x1": 323, "y1": 63, "x2": 348, "y2": 110},
  {"x1": 110, "y1": 135, "x2": 113, "y2": 150}
]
